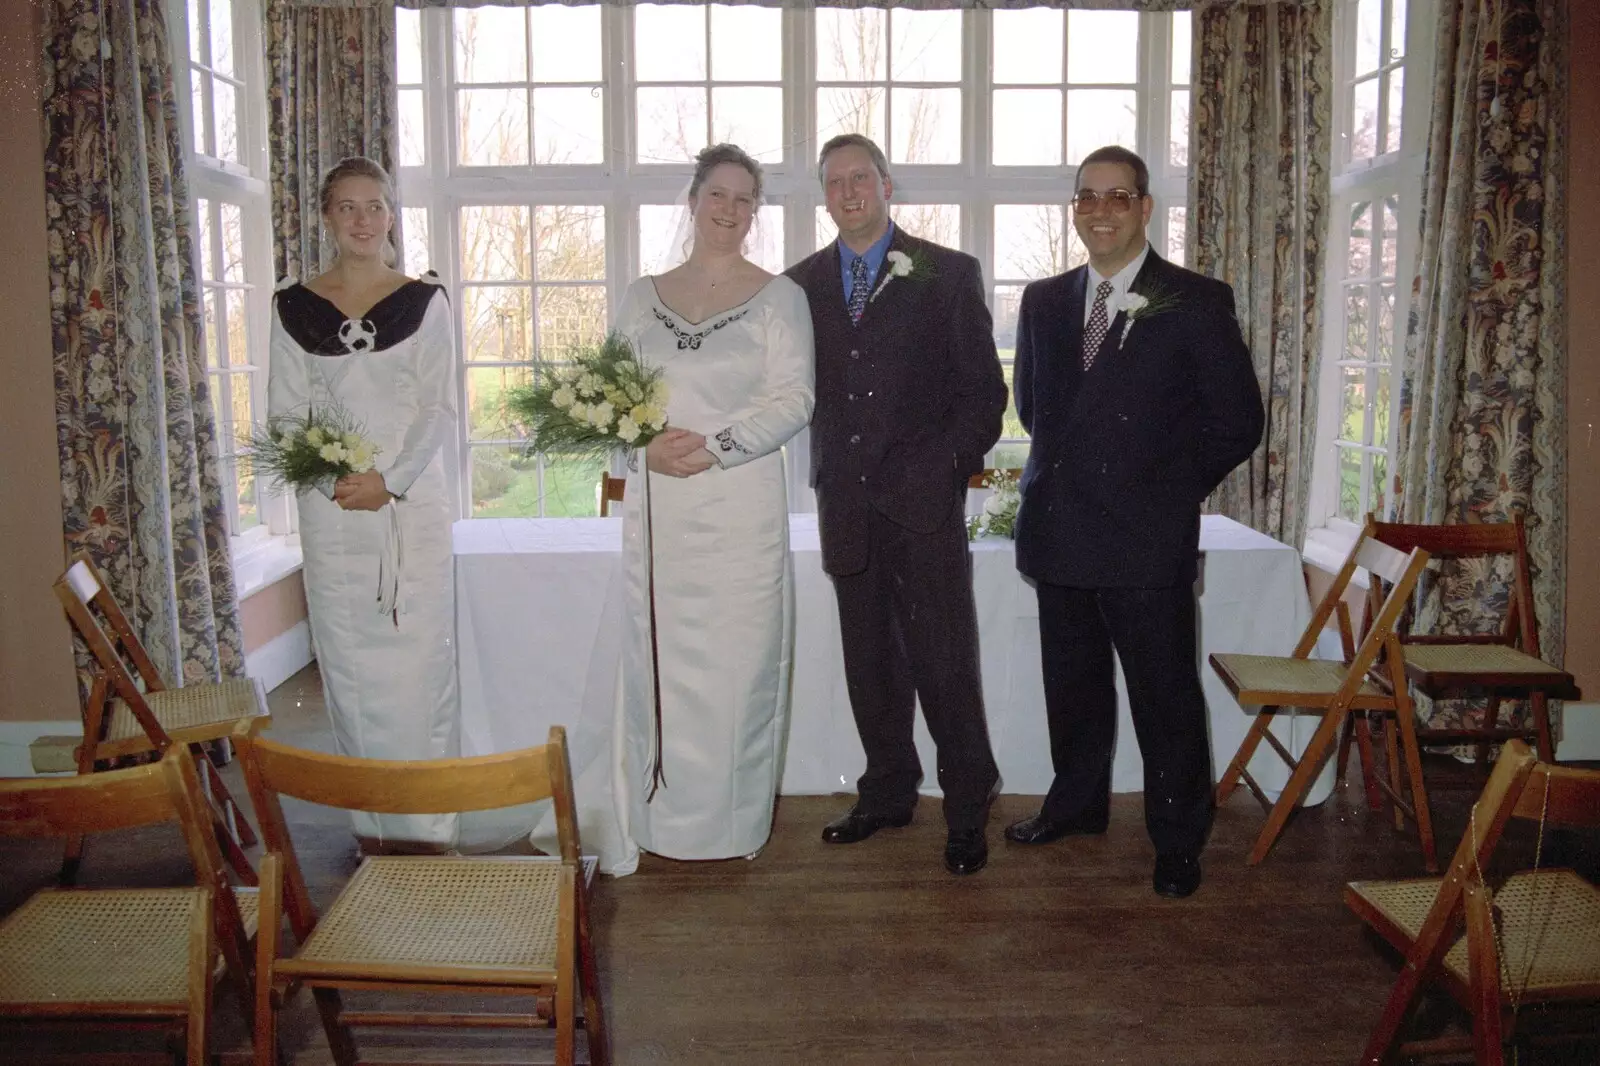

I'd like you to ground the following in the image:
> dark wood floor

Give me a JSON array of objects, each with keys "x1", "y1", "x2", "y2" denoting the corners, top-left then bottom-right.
[{"x1": 4, "y1": 665, "x2": 1596, "y2": 1065}]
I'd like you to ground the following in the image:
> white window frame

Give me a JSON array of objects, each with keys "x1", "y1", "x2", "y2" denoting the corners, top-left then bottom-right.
[
  {"x1": 1304, "y1": 0, "x2": 1433, "y2": 570},
  {"x1": 169, "y1": 0, "x2": 294, "y2": 583},
  {"x1": 397, "y1": 5, "x2": 1192, "y2": 518}
]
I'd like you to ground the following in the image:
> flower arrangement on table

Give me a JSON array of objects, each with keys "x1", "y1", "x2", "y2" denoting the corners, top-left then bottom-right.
[
  {"x1": 966, "y1": 469, "x2": 1020, "y2": 541},
  {"x1": 500, "y1": 332, "x2": 669, "y2": 460},
  {"x1": 245, "y1": 406, "x2": 379, "y2": 492}
]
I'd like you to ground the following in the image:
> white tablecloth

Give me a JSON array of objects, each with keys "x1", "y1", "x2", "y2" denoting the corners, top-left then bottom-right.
[{"x1": 454, "y1": 514, "x2": 1330, "y2": 870}]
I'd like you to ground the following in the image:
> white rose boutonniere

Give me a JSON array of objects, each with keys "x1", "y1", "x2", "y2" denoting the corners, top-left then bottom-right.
[
  {"x1": 1118, "y1": 283, "x2": 1182, "y2": 348},
  {"x1": 870, "y1": 247, "x2": 933, "y2": 304}
]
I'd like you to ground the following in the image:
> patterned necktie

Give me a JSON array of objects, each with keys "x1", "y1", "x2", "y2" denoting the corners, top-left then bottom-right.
[
  {"x1": 847, "y1": 254, "x2": 871, "y2": 325},
  {"x1": 1082, "y1": 279, "x2": 1114, "y2": 370}
]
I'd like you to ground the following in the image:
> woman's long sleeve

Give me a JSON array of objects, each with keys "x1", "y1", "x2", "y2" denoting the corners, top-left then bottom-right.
[
  {"x1": 707, "y1": 280, "x2": 815, "y2": 469},
  {"x1": 380, "y1": 288, "x2": 458, "y2": 499}
]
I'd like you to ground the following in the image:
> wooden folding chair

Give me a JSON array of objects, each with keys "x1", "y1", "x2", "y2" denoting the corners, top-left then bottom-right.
[
  {"x1": 967, "y1": 467, "x2": 1023, "y2": 490},
  {"x1": 1212, "y1": 518, "x2": 1436, "y2": 868},
  {"x1": 1346, "y1": 739, "x2": 1600, "y2": 1064},
  {"x1": 597, "y1": 472, "x2": 626, "y2": 516},
  {"x1": 1341, "y1": 516, "x2": 1579, "y2": 783},
  {"x1": 236, "y1": 721, "x2": 608, "y2": 1066},
  {"x1": 0, "y1": 744, "x2": 258, "y2": 1065},
  {"x1": 53, "y1": 553, "x2": 268, "y2": 886}
]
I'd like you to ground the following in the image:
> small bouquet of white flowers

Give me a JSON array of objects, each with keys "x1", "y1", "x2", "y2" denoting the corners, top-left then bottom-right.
[
  {"x1": 501, "y1": 332, "x2": 669, "y2": 460},
  {"x1": 967, "y1": 469, "x2": 1021, "y2": 541},
  {"x1": 245, "y1": 406, "x2": 379, "y2": 492}
]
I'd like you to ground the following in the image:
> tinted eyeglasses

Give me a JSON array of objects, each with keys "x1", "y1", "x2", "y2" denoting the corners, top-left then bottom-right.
[{"x1": 1071, "y1": 188, "x2": 1141, "y2": 214}]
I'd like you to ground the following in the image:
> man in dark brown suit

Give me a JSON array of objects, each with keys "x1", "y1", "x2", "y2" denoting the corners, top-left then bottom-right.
[{"x1": 785, "y1": 134, "x2": 1007, "y2": 876}]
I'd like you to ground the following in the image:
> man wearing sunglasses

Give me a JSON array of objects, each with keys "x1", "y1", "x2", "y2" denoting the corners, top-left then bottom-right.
[{"x1": 1006, "y1": 145, "x2": 1264, "y2": 899}]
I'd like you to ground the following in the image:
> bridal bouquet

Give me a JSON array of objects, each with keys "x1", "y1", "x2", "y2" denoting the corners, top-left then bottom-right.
[
  {"x1": 245, "y1": 406, "x2": 379, "y2": 491},
  {"x1": 967, "y1": 469, "x2": 1021, "y2": 541},
  {"x1": 501, "y1": 331, "x2": 669, "y2": 459}
]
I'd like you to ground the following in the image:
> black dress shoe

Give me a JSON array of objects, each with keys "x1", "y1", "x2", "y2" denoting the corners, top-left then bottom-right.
[
  {"x1": 944, "y1": 828, "x2": 988, "y2": 875},
  {"x1": 821, "y1": 807, "x2": 913, "y2": 844},
  {"x1": 1003, "y1": 811, "x2": 1109, "y2": 845},
  {"x1": 1153, "y1": 853, "x2": 1202, "y2": 898}
]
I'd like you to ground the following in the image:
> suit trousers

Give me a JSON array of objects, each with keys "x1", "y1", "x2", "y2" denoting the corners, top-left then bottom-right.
[
  {"x1": 831, "y1": 505, "x2": 999, "y2": 832},
  {"x1": 1035, "y1": 581, "x2": 1213, "y2": 857}
]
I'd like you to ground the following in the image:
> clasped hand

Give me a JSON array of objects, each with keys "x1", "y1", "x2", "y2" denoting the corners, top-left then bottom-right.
[
  {"x1": 334, "y1": 470, "x2": 393, "y2": 511},
  {"x1": 646, "y1": 428, "x2": 716, "y2": 478}
]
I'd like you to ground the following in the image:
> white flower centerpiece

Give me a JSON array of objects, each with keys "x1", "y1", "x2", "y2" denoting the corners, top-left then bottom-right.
[{"x1": 966, "y1": 469, "x2": 1021, "y2": 541}]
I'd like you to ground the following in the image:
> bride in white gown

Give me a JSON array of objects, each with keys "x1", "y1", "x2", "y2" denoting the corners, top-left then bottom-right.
[{"x1": 612, "y1": 144, "x2": 814, "y2": 861}]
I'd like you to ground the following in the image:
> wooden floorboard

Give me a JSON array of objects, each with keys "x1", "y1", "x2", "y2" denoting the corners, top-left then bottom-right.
[{"x1": 3, "y1": 664, "x2": 1596, "y2": 1065}]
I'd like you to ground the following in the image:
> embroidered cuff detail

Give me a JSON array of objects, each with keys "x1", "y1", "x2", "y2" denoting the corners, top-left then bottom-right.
[{"x1": 714, "y1": 427, "x2": 754, "y2": 458}]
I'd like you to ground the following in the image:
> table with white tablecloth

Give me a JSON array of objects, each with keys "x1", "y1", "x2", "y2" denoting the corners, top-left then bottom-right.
[{"x1": 454, "y1": 513, "x2": 1330, "y2": 872}]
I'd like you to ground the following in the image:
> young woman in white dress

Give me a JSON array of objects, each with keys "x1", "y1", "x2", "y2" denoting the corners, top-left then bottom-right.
[
  {"x1": 267, "y1": 157, "x2": 460, "y2": 849},
  {"x1": 612, "y1": 144, "x2": 815, "y2": 861}
]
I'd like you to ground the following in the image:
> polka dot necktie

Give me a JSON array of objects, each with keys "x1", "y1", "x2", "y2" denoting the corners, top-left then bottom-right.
[
  {"x1": 848, "y1": 255, "x2": 871, "y2": 325},
  {"x1": 1083, "y1": 279, "x2": 1114, "y2": 370}
]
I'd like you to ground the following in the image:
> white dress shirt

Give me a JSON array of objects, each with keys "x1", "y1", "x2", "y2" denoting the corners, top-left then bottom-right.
[{"x1": 1083, "y1": 242, "x2": 1152, "y2": 328}]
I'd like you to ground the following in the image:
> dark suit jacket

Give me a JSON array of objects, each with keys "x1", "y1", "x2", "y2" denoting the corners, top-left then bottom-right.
[
  {"x1": 1013, "y1": 251, "x2": 1264, "y2": 588},
  {"x1": 787, "y1": 228, "x2": 1008, "y2": 576}
]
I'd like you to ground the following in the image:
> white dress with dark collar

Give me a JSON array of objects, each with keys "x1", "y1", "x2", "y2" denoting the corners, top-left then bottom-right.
[{"x1": 268, "y1": 272, "x2": 461, "y2": 848}]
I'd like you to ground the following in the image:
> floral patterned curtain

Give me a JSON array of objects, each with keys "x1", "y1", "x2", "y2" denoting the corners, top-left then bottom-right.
[
  {"x1": 266, "y1": 0, "x2": 398, "y2": 282},
  {"x1": 42, "y1": 0, "x2": 243, "y2": 690},
  {"x1": 1186, "y1": 0, "x2": 1332, "y2": 550},
  {"x1": 1393, "y1": 0, "x2": 1568, "y2": 733}
]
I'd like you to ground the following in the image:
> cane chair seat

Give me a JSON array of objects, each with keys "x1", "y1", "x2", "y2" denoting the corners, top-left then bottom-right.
[
  {"x1": 0, "y1": 887, "x2": 206, "y2": 1007},
  {"x1": 1350, "y1": 870, "x2": 1600, "y2": 998},
  {"x1": 106, "y1": 677, "x2": 266, "y2": 743},
  {"x1": 290, "y1": 856, "x2": 563, "y2": 979},
  {"x1": 1399, "y1": 643, "x2": 1576, "y2": 691},
  {"x1": 1212, "y1": 654, "x2": 1392, "y2": 708}
]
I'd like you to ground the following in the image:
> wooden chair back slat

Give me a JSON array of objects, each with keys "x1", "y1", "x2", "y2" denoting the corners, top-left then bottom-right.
[
  {"x1": 1371, "y1": 518, "x2": 1522, "y2": 557},
  {"x1": 236, "y1": 731, "x2": 558, "y2": 814},
  {"x1": 1354, "y1": 536, "x2": 1416, "y2": 587},
  {"x1": 1511, "y1": 761, "x2": 1600, "y2": 828},
  {"x1": 1333, "y1": 548, "x2": 1431, "y2": 707},
  {"x1": 0, "y1": 759, "x2": 176, "y2": 836}
]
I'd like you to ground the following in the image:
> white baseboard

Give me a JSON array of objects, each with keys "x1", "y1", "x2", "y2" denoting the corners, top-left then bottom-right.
[
  {"x1": 1557, "y1": 702, "x2": 1600, "y2": 761},
  {"x1": 0, "y1": 721, "x2": 81, "y2": 777},
  {"x1": 245, "y1": 619, "x2": 313, "y2": 694}
]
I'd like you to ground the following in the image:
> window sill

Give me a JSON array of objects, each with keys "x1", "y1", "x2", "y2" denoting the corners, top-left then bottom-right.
[
  {"x1": 233, "y1": 534, "x2": 303, "y2": 601},
  {"x1": 1302, "y1": 521, "x2": 1368, "y2": 589}
]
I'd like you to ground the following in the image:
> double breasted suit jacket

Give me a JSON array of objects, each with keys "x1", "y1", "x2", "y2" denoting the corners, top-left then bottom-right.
[
  {"x1": 1012, "y1": 251, "x2": 1265, "y2": 589},
  {"x1": 787, "y1": 227, "x2": 1008, "y2": 576}
]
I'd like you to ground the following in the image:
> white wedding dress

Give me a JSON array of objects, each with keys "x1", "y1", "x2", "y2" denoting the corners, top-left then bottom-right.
[
  {"x1": 268, "y1": 274, "x2": 461, "y2": 847},
  {"x1": 612, "y1": 275, "x2": 815, "y2": 860}
]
